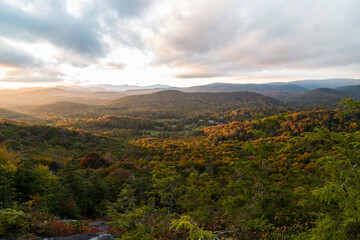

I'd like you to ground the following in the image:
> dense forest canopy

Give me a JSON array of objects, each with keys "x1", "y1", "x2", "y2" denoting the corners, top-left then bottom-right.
[{"x1": 0, "y1": 90, "x2": 359, "y2": 239}]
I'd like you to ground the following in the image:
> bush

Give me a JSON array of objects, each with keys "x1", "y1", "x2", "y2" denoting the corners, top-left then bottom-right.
[
  {"x1": 170, "y1": 215, "x2": 216, "y2": 240},
  {"x1": 0, "y1": 208, "x2": 29, "y2": 236},
  {"x1": 40, "y1": 220, "x2": 89, "y2": 237}
]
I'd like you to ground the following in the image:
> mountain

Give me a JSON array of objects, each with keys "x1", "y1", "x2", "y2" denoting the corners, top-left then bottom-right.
[
  {"x1": 92, "y1": 84, "x2": 172, "y2": 92},
  {"x1": 28, "y1": 102, "x2": 102, "y2": 118},
  {"x1": 0, "y1": 79, "x2": 357, "y2": 108},
  {"x1": 181, "y1": 83, "x2": 308, "y2": 94},
  {"x1": 335, "y1": 84, "x2": 360, "y2": 99},
  {"x1": 260, "y1": 90, "x2": 296, "y2": 100},
  {"x1": 285, "y1": 88, "x2": 349, "y2": 105},
  {"x1": 274, "y1": 78, "x2": 360, "y2": 90},
  {"x1": 0, "y1": 85, "x2": 172, "y2": 107},
  {"x1": 55, "y1": 85, "x2": 107, "y2": 92},
  {"x1": 103, "y1": 90, "x2": 283, "y2": 109},
  {"x1": 25, "y1": 90, "x2": 283, "y2": 120},
  {"x1": 0, "y1": 87, "x2": 128, "y2": 107},
  {"x1": 1, "y1": 79, "x2": 357, "y2": 113},
  {"x1": 122, "y1": 88, "x2": 166, "y2": 95},
  {"x1": 0, "y1": 118, "x2": 117, "y2": 160},
  {"x1": 0, "y1": 107, "x2": 40, "y2": 122},
  {"x1": 102, "y1": 90, "x2": 283, "y2": 119}
]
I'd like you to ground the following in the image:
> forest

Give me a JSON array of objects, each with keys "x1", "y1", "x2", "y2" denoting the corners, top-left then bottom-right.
[{"x1": 0, "y1": 90, "x2": 359, "y2": 239}]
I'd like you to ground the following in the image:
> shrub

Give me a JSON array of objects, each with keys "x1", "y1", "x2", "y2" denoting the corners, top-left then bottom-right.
[
  {"x1": 41, "y1": 221, "x2": 81, "y2": 237},
  {"x1": 0, "y1": 208, "x2": 29, "y2": 236},
  {"x1": 170, "y1": 215, "x2": 216, "y2": 240}
]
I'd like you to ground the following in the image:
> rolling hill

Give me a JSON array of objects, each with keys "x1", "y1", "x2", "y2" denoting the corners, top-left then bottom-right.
[
  {"x1": 102, "y1": 90, "x2": 284, "y2": 118},
  {"x1": 0, "y1": 79, "x2": 358, "y2": 110},
  {"x1": 180, "y1": 83, "x2": 308, "y2": 95},
  {"x1": 0, "y1": 107, "x2": 42, "y2": 123},
  {"x1": 273, "y1": 78, "x2": 360, "y2": 90},
  {"x1": 0, "y1": 118, "x2": 120, "y2": 160},
  {"x1": 0, "y1": 108, "x2": 34, "y2": 120},
  {"x1": 28, "y1": 102, "x2": 102, "y2": 118},
  {"x1": 0, "y1": 108, "x2": 32, "y2": 119},
  {"x1": 0, "y1": 87, "x2": 128, "y2": 106},
  {"x1": 26, "y1": 90, "x2": 283, "y2": 119},
  {"x1": 58, "y1": 115, "x2": 163, "y2": 131},
  {"x1": 285, "y1": 88, "x2": 349, "y2": 105},
  {"x1": 335, "y1": 84, "x2": 360, "y2": 99}
]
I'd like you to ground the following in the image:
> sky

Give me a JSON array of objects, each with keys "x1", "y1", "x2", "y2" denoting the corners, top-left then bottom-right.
[{"x1": 0, "y1": 0, "x2": 359, "y2": 89}]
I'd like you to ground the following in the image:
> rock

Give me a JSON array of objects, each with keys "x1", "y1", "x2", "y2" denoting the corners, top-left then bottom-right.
[
  {"x1": 88, "y1": 233, "x2": 115, "y2": 240},
  {"x1": 40, "y1": 233, "x2": 115, "y2": 240},
  {"x1": 89, "y1": 221, "x2": 110, "y2": 232},
  {"x1": 16, "y1": 234, "x2": 39, "y2": 240}
]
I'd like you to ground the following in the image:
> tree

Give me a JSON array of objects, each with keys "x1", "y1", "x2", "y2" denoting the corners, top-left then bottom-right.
[
  {"x1": 80, "y1": 152, "x2": 108, "y2": 169},
  {"x1": 0, "y1": 148, "x2": 20, "y2": 208}
]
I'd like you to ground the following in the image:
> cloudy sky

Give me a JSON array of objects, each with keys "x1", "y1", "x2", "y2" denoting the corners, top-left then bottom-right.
[{"x1": 0, "y1": 0, "x2": 359, "y2": 88}]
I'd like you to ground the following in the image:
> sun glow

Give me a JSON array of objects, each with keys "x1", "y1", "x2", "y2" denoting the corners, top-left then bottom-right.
[
  {"x1": 0, "y1": 67, "x2": 7, "y2": 78},
  {"x1": 16, "y1": 42, "x2": 58, "y2": 63}
]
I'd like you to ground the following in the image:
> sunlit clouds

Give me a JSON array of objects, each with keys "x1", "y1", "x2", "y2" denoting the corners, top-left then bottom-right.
[{"x1": 0, "y1": 0, "x2": 359, "y2": 88}]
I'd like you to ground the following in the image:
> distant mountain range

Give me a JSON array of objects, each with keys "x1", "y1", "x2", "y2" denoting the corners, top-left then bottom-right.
[
  {"x1": 286, "y1": 88, "x2": 348, "y2": 105},
  {"x1": 285, "y1": 84, "x2": 360, "y2": 105},
  {"x1": 87, "y1": 78, "x2": 360, "y2": 92},
  {"x1": 0, "y1": 87, "x2": 127, "y2": 106},
  {"x1": 271, "y1": 78, "x2": 360, "y2": 90},
  {"x1": 0, "y1": 79, "x2": 359, "y2": 119},
  {"x1": 25, "y1": 90, "x2": 282, "y2": 119},
  {"x1": 178, "y1": 83, "x2": 309, "y2": 94}
]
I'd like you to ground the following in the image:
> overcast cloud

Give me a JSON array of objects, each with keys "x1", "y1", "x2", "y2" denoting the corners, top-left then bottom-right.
[
  {"x1": 0, "y1": 0, "x2": 359, "y2": 86},
  {"x1": 0, "y1": 38, "x2": 42, "y2": 68}
]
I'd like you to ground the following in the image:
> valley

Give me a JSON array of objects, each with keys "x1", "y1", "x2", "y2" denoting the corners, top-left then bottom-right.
[{"x1": 0, "y1": 79, "x2": 359, "y2": 239}]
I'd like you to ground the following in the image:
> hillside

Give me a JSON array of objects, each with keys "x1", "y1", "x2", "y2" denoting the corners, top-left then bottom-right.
[
  {"x1": 26, "y1": 90, "x2": 283, "y2": 120},
  {"x1": 285, "y1": 88, "x2": 351, "y2": 105},
  {"x1": 0, "y1": 87, "x2": 127, "y2": 106},
  {"x1": 273, "y1": 78, "x2": 360, "y2": 90},
  {"x1": 58, "y1": 115, "x2": 164, "y2": 131},
  {"x1": 0, "y1": 98, "x2": 359, "y2": 239},
  {"x1": 0, "y1": 118, "x2": 121, "y2": 160},
  {"x1": 0, "y1": 80, "x2": 358, "y2": 110},
  {"x1": 335, "y1": 84, "x2": 360, "y2": 99},
  {"x1": 181, "y1": 83, "x2": 308, "y2": 95},
  {"x1": 0, "y1": 108, "x2": 34, "y2": 120},
  {"x1": 130, "y1": 107, "x2": 360, "y2": 239},
  {"x1": 18, "y1": 86, "x2": 360, "y2": 121},
  {"x1": 28, "y1": 102, "x2": 102, "y2": 118},
  {"x1": 102, "y1": 90, "x2": 284, "y2": 118}
]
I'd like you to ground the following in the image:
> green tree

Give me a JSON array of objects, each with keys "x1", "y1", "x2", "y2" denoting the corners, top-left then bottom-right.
[
  {"x1": 149, "y1": 164, "x2": 182, "y2": 212},
  {"x1": 0, "y1": 148, "x2": 20, "y2": 208}
]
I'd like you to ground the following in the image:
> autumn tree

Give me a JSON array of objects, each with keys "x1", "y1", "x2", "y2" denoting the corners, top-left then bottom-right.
[{"x1": 80, "y1": 152, "x2": 108, "y2": 169}]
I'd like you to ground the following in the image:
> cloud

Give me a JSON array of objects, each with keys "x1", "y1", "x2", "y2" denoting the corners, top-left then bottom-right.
[
  {"x1": 0, "y1": 0, "x2": 359, "y2": 86},
  {"x1": 0, "y1": 0, "x2": 106, "y2": 58},
  {"x1": 101, "y1": 62, "x2": 126, "y2": 70},
  {"x1": 0, "y1": 38, "x2": 41, "y2": 68},
  {"x1": 149, "y1": 0, "x2": 360, "y2": 78},
  {"x1": 0, "y1": 77, "x2": 63, "y2": 83},
  {"x1": 1, "y1": 65, "x2": 64, "y2": 83},
  {"x1": 102, "y1": 0, "x2": 151, "y2": 18},
  {"x1": 0, "y1": 0, "x2": 155, "y2": 70}
]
